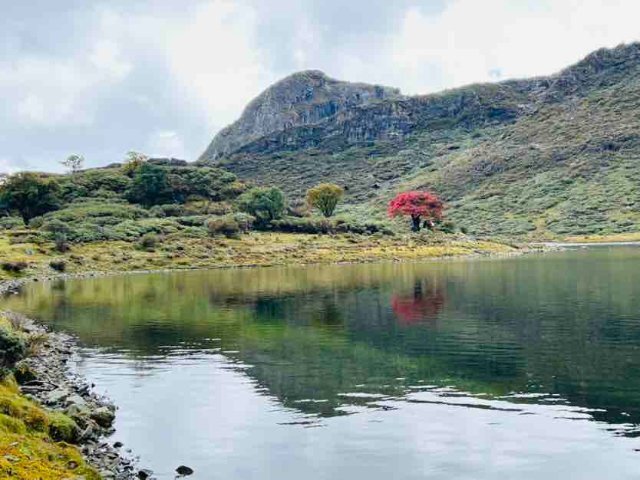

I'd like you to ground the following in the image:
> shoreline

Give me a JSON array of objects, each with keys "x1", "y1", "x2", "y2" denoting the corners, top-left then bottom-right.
[
  {"x1": 0, "y1": 238, "x2": 556, "y2": 479},
  {"x1": 0, "y1": 312, "x2": 143, "y2": 479}
]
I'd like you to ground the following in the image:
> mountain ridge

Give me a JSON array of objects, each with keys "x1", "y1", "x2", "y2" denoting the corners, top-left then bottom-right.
[{"x1": 200, "y1": 42, "x2": 640, "y2": 238}]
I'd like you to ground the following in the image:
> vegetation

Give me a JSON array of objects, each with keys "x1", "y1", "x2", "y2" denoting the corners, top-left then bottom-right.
[
  {"x1": 306, "y1": 183, "x2": 344, "y2": 217},
  {"x1": 209, "y1": 44, "x2": 640, "y2": 239},
  {"x1": 0, "y1": 173, "x2": 60, "y2": 222},
  {"x1": 0, "y1": 316, "x2": 99, "y2": 479},
  {"x1": 388, "y1": 191, "x2": 444, "y2": 232},
  {"x1": 60, "y1": 154, "x2": 84, "y2": 174},
  {"x1": 238, "y1": 187, "x2": 286, "y2": 227}
]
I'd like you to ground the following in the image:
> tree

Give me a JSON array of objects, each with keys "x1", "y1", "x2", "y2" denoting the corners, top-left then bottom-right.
[
  {"x1": 306, "y1": 183, "x2": 344, "y2": 217},
  {"x1": 238, "y1": 187, "x2": 286, "y2": 227},
  {"x1": 388, "y1": 191, "x2": 443, "y2": 232},
  {"x1": 60, "y1": 154, "x2": 84, "y2": 174},
  {"x1": 122, "y1": 151, "x2": 148, "y2": 177},
  {"x1": 126, "y1": 163, "x2": 173, "y2": 206},
  {"x1": 0, "y1": 173, "x2": 61, "y2": 222}
]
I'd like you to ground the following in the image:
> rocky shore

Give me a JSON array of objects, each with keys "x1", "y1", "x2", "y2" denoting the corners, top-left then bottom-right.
[{"x1": 4, "y1": 311, "x2": 146, "y2": 479}]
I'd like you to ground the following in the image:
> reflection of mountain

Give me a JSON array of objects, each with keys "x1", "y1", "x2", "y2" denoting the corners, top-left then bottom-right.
[
  {"x1": 5, "y1": 249, "x2": 640, "y2": 433},
  {"x1": 391, "y1": 281, "x2": 445, "y2": 326}
]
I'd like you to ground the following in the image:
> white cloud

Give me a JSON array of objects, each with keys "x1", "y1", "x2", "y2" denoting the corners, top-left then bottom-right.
[
  {"x1": 146, "y1": 130, "x2": 187, "y2": 158},
  {"x1": 165, "y1": 0, "x2": 275, "y2": 130},
  {"x1": 388, "y1": 0, "x2": 640, "y2": 94}
]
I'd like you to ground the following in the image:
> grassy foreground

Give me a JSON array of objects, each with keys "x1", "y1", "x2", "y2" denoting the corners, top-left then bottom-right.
[
  {"x1": 0, "y1": 232, "x2": 522, "y2": 281},
  {"x1": 0, "y1": 315, "x2": 99, "y2": 480}
]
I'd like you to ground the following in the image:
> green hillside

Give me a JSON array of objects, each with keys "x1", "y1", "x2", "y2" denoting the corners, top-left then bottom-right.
[{"x1": 205, "y1": 43, "x2": 640, "y2": 239}]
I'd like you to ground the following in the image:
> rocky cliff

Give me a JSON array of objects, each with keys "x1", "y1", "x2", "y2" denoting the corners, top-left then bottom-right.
[{"x1": 201, "y1": 70, "x2": 403, "y2": 161}]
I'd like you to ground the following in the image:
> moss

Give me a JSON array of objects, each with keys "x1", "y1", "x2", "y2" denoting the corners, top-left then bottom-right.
[
  {"x1": 48, "y1": 411, "x2": 80, "y2": 443},
  {"x1": 0, "y1": 413, "x2": 26, "y2": 434},
  {"x1": 0, "y1": 377, "x2": 98, "y2": 479}
]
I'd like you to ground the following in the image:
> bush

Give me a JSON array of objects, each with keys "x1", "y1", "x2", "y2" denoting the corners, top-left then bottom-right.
[
  {"x1": 205, "y1": 215, "x2": 241, "y2": 238},
  {"x1": 138, "y1": 233, "x2": 159, "y2": 251},
  {"x1": 1, "y1": 261, "x2": 28, "y2": 274},
  {"x1": 53, "y1": 233, "x2": 70, "y2": 253},
  {"x1": 271, "y1": 217, "x2": 333, "y2": 234},
  {"x1": 238, "y1": 187, "x2": 286, "y2": 228},
  {"x1": 0, "y1": 217, "x2": 24, "y2": 230},
  {"x1": 49, "y1": 260, "x2": 66, "y2": 272},
  {"x1": 149, "y1": 204, "x2": 185, "y2": 218},
  {"x1": 0, "y1": 327, "x2": 27, "y2": 369}
]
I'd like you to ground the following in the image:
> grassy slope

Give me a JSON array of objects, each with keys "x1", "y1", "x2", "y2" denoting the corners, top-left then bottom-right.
[{"x1": 216, "y1": 45, "x2": 640, "y2": 240}]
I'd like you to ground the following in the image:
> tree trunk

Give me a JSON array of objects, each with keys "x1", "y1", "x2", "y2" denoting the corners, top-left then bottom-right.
[{"x1": 411, "y1": 215, "x2": 421, "y2": 232}]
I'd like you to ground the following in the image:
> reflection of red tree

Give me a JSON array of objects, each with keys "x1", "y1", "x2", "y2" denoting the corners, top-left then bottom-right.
[{"x1": 391, "y1": 281, "x2": 445, "y2": 326}]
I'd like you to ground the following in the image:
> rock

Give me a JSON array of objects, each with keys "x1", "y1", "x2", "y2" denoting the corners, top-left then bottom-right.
[
  {"x1": 176, "y1": 465, "x2": 194, "y2": 476},
  {"x1": 66, "y1": 393, "x2": 88, "y2": 408},
  {"x1": 113, "y1": 441, "x2": 123, "y2": 448},
  {"x1": 46, "y1": 388, "x2": 69, "y2": 404},
  {"x1": 91, "y1": 406, "x2": 116, "y2": 428},
  {"x1": 137, "y1": 469, "x2": 153, "y2": 479},
  {"x1": 200, "y1": 70, "x2": 403, "y2": 161}
]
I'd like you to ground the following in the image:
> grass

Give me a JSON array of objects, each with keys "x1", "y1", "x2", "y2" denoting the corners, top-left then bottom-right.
[
  {"x1": 0, "y1": 318, "x2": 99, "y2": 480},
  {"x1": 0, "y1": 232, "x2": 522, "y2": 281}
]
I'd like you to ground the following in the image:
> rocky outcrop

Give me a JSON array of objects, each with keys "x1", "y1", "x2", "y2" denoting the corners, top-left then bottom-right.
[
  {"x1": 199, "y1": 43, "x2": 640, "y2": 162},
  {"x1": 200, "y1": 70, "x2": 403, "y2": 161}
]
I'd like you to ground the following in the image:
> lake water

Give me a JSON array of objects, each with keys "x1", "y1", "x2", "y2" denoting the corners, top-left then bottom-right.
[{"x1": 4, "y1": 247, "x2": 640, "y2": 479}]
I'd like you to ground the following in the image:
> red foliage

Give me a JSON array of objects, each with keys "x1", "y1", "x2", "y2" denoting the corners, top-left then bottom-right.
[{"x1": 388, "y1": 191, "x2": 443, "y2": 222}]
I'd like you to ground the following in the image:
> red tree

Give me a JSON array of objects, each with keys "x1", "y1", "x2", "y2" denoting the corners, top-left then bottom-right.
[{"x1": 388, "y1": 191, "x2": 443, "y2": 232}]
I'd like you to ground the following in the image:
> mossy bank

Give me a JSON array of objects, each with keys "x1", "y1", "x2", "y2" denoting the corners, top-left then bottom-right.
[{"x1": 0, "y1": 312, "x2": 138, "y2": 479}]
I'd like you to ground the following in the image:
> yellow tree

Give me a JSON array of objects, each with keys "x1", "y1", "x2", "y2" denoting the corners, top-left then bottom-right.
[{"x1": 306, "y1": 183, "x2": 344, "y2": 217}]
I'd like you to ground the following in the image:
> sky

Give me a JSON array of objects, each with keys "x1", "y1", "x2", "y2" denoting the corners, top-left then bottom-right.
[{"x1": 1, "y1": 0, "x2": 639, "y2": 173}]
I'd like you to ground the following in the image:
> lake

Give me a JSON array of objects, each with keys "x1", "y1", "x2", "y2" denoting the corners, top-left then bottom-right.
[{"x1": 4, "y1": 247, "x2": 640, "y2": 479}]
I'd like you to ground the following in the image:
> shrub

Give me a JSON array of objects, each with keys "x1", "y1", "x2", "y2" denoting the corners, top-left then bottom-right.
[
  {"x1": 149, "y1": 204, "x2": 185, "y2": 218},
  {"x1": 49, "y1": 260, "x2": 67, "y2": 272},
  {"x1": 271, "y1": 217, "x2": 333, "y2": 234},
  {"x1": 232, "y1": 212, "x2": 254, "y2": 232},
  {"x1": 138, "y1": 233, "x2": 159, "y2": 251},
  {"x1": 0, "y1": 261, "x2": 28, "y2": 273},
  {"x1": 0, "y1": 217, "x2": 24, "y2": 230},
  {"x1": 0, "y1": 327, "x2": 27, "y2": 369},
  {"x1": 238, "y1": 187, "x2": 286, "y2": 227},
  {"x1": 205, "y1": 215, "x2": 241, "y2": 238},
  {"x1": 53, "y1": 233, "x2": 70, "y2": 253}
]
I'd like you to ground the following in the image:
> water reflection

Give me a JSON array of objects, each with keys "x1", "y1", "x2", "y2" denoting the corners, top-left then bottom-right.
[
  {"x1": 4, "y1": 248, "x2": 640, "y2": 478},
  {"x1": 391, "y1": 280, "x2": 445, "y2": 325}
]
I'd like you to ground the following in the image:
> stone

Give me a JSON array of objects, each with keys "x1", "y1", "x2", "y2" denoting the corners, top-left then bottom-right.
[
  {"x1": 138, "y1": 469, "x2": 153, "y2": 479},
  {"x1": 176, "y1": 465, "x2": 194, "y2": 476},
  {"x1": 91, "y1": 406, "x2": 116, "y2": 428}
]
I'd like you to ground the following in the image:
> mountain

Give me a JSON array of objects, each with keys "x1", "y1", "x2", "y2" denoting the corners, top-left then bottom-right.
[
  {"x1": 200, "y1": 43, "x2": 640, "y2": 238},
  {"x1": 201, "y1": 70, "x2": 403, "y2": 160}
]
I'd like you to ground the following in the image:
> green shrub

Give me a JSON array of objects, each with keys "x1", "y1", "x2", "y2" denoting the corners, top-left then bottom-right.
[
  {"x1": 205, "y1": 215, "x2": 241, "y2": 238},
  {"x1": 271, "y1": 217, "x2": 333, "y2": 234},
  {"x1": 0, "y1": 217, "x2": 25, "y2": 230},
  {"x1": 149, "y1": 204, "x2": 185, "y2": 218},
  {"x1": 138, "y1": 233, "x2": 159, "y2": 251},
  {"x1": 0, "y1": 327, "x2": 27, "y2": 368},
  {"x1": 53, "y1": 233, "x2": 70, "y2": 253}
]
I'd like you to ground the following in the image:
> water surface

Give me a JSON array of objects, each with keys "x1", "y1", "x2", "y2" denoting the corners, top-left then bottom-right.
[{"x1": 4, "y1": 247, "x2": 640, "y2": 479}]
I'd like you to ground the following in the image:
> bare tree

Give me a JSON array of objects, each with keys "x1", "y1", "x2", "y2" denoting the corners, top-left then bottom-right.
[{"x1": 61, "y1": 154, "x2": 85, "y2": 174}]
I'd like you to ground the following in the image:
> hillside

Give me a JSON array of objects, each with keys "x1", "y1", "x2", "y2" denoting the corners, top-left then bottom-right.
[{"x1": 201, "y1": 43, "x2": 640, "y2": 238}]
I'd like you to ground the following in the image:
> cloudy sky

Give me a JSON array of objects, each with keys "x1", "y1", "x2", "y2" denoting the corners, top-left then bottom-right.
[{"x1": 1, "y1": 0, "x2": 639, "y2": 172}]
